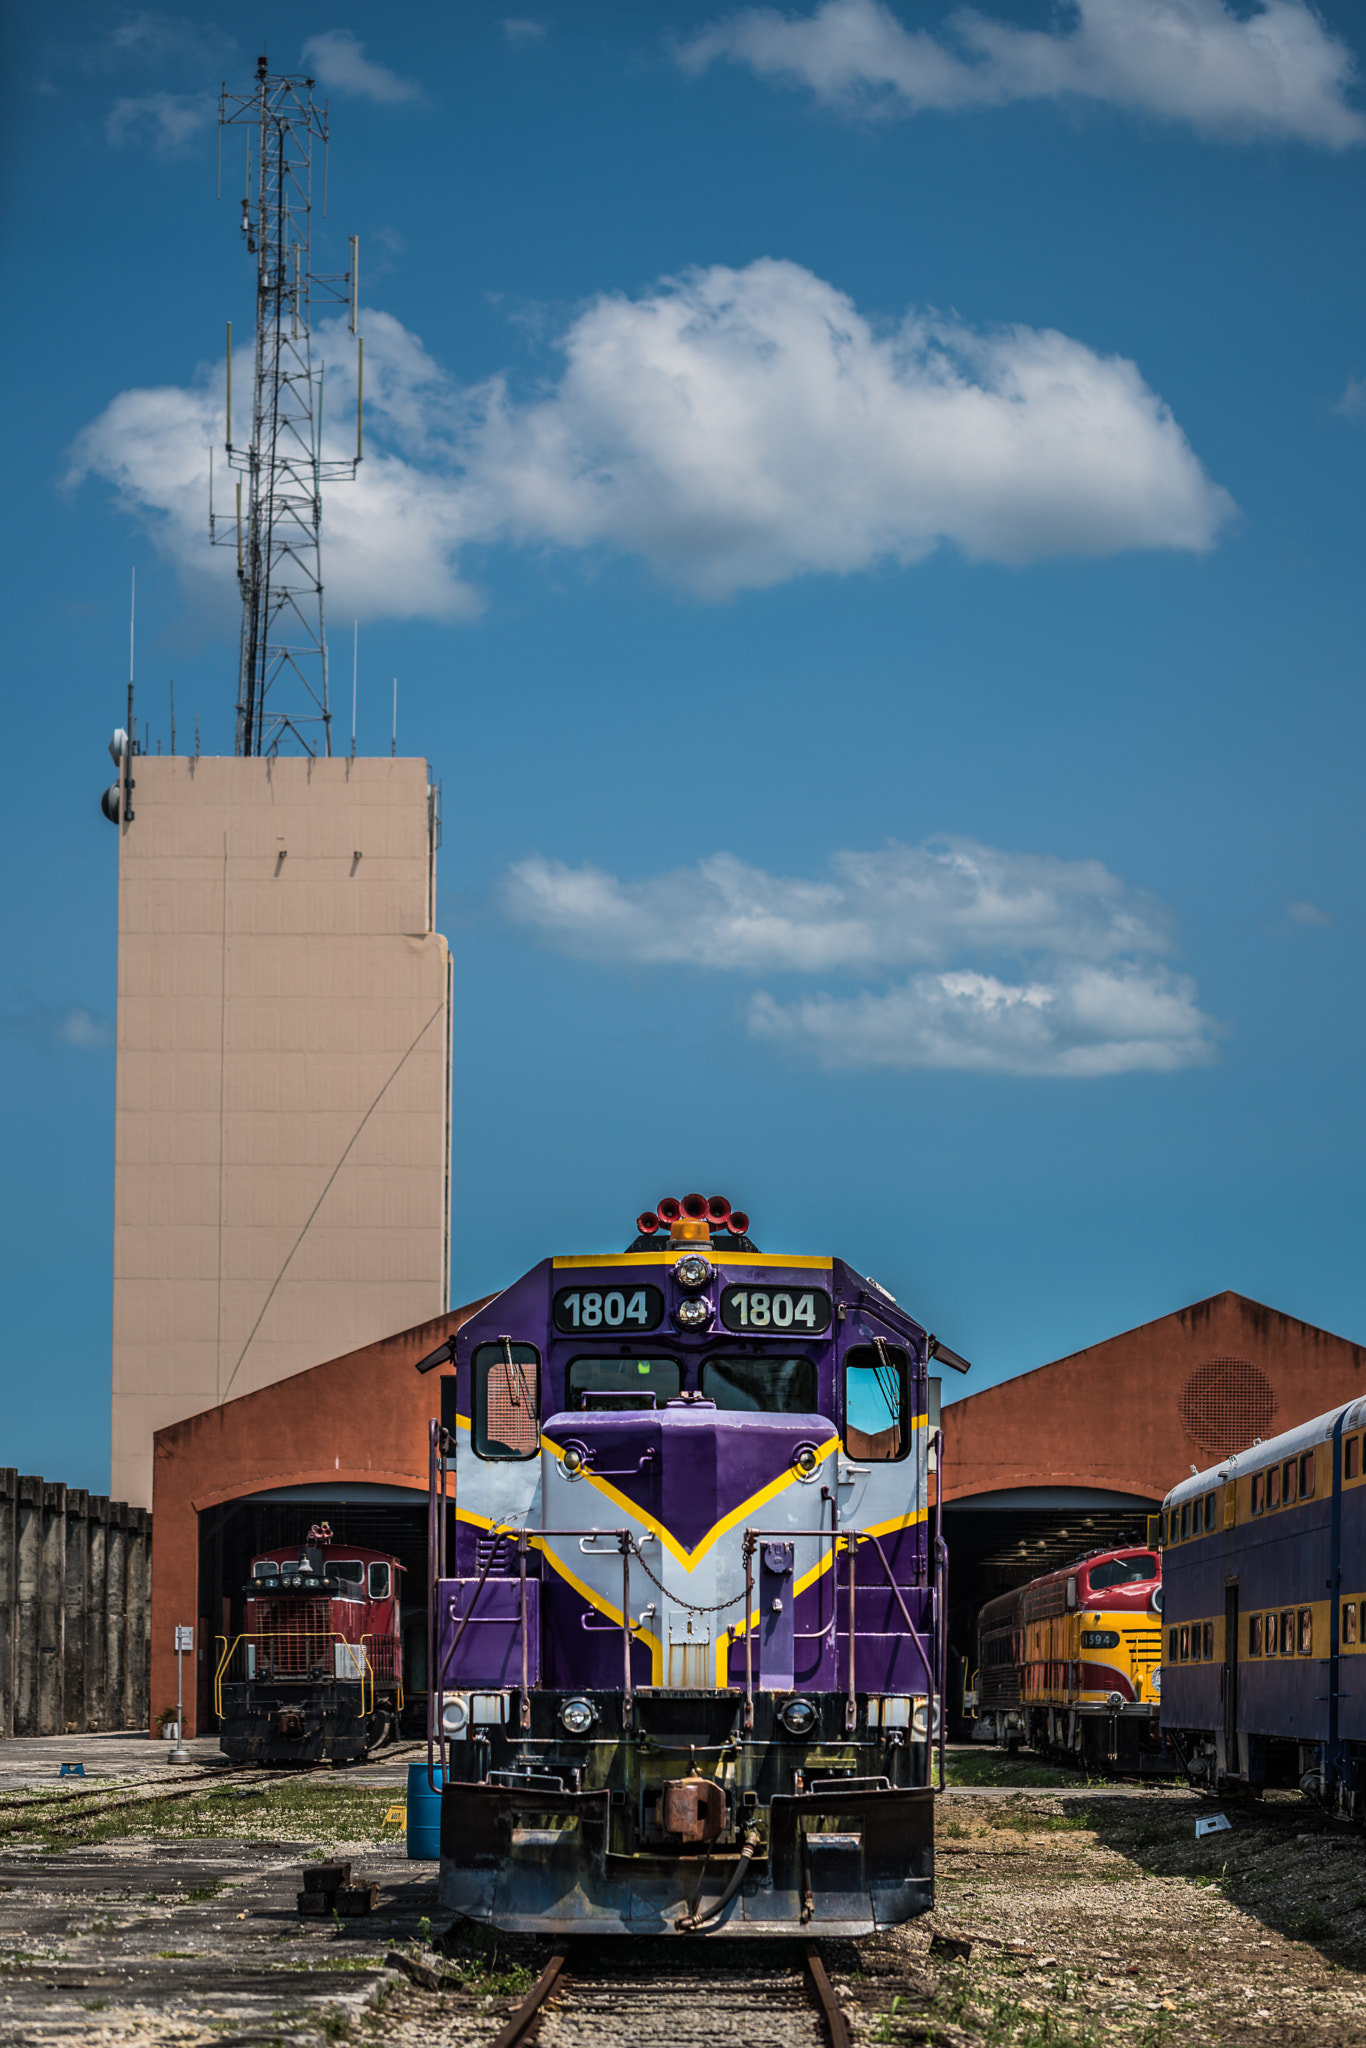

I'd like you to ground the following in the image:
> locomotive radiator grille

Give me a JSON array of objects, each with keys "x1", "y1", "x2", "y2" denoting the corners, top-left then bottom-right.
[{"x1": 256, "y1": 1598, "x2": 333, "y2": 1676}]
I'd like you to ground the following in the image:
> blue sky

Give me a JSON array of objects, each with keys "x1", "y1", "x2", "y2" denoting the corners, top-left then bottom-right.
[{"x1": 3, "y1": 0, "x2": 1364, "y2": 1492}]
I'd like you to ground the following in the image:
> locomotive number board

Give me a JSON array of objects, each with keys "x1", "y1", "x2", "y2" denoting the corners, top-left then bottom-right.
[
  {"x1": 720, "y1": 1285, "x2": 832, "y2": 1334},
  {"x1": 553, "y1": 1283, "x2": 666, "y2": 1333}
]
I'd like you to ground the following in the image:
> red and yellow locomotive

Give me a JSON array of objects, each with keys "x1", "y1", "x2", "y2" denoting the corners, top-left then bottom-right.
[
  {"x1": 216, "y1": 1523, "x2": 404, "y2": 1762},
  {"x1": 969, "y1": 1546, "x2": 1165, "y2": 1769}
]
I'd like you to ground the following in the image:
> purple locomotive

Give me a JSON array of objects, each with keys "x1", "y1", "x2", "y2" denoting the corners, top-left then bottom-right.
[{"x1": 418, "y1": 1193, "x2": 966, "y2": 1936}]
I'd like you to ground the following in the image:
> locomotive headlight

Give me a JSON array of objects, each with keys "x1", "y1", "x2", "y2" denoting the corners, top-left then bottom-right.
[
  {"x1": 559, "y1": 1696, "x2": 596, "y2": 1736},
  {"x1": 441, "y1": 1695, "x2": 469, "y2": 1736},
  {"x1": 677, "y1": 1297, "x2": 712, "y2": 1329},
  {"x1": 779, "y1": 1697, "x2": 817, "y2": 1735},
  {"x1": 675, "y1": 1254, "x2": 713, "y2": 1290}
]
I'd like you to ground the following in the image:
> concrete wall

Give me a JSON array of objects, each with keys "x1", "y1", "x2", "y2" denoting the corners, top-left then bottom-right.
[
  {"x1": 943, "y1": 1290, "x2": 1366, "y2": 1506},
  {"x1": 150, "y1": 1297, "x2": 489, "y2": 1737},
  {"x1": 0, "y1": 1472, "x2": 150, "y2": 1735},
  {"x1": 111, "y1": 753, "x2": 453, "y2": 1509}
]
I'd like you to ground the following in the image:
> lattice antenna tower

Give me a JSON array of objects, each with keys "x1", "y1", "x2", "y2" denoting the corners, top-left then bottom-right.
[{"x1": 211, "y1": 57, "x2": 362, "y2": 757}]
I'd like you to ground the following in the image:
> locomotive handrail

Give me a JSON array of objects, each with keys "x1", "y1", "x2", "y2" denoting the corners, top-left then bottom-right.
[{"x1": 212, "y1": 1630, "x2": 386, "y2": 1720}]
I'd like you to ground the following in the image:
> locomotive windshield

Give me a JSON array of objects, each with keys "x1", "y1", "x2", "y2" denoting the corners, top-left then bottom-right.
[
  {"x1": 568, "y1": 1357, "x2": 681, "y2": 1407},
  {"x1": 473, "y1": 1342, "x2": 541, "y2": 1458},
  {"x1": 1089, "y1": 1555, "x2": 1158, "y2": 1589},
  {"x1": 700, "y1": 1356, "x2": 818, "y2": 1412}
]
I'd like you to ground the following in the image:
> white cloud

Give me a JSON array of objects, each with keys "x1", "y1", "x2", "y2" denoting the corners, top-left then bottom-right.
[
  {"x1": 66, "y1": 312, "x2": 482, "y2": 624},
  {"x1": 679, "y1": 0, "x2": 1365, "y2": 148},
  {"x1": 301, "y1": 30, "x2": 422, "y2": 104},
  {"x1": 500, "y1": 839, "x2": 1174, "y2": 971},
  {"x1": 69, "y1": 260, "x2": 1232, "y2": 618},
  {"x1": 3, "y1": 1005, "x2": 112, "y2": 1051},
  {"x1": 1336, "y1": 376, "x2": 1366, "y2": 420},
  {"x1": 106, "y1": 90, "x2": 215, "y2": 151},
  {"x1": 503, "y1": 18, "x2": 547, "y2": 43},
  {"x1": 748, "y1": 963, "x2": 1215, "y2": 1075},
  {"x1": 500, "y1": 838, "x2": 1219, "y2": 1077},
  {"x1": 1286, "y1": 897, "x2": 1332, "y2": 926}
]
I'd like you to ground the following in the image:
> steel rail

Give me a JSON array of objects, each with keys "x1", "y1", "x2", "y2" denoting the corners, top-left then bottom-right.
[
  {"x1": 487, "y1": 1947, "x2": 569, "y2": 2048},
  {"x1": 803, "y1": 1941, "x2": 853, "y2": 2048}
]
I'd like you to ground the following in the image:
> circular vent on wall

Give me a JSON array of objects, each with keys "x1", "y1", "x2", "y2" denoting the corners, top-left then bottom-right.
[{"x1": 1180, "y1": 1357, "x2": 1276, "y2": 1457}]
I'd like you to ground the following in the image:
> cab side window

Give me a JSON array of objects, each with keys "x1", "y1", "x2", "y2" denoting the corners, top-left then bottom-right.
[
  {"x1": 368, "y1": 1562, "x2": 391, "y2": 1600},
  {"x1": 842, "y1": 1344, "x2": 909, "y2": 1462},
  {"x1": 473, "y1": 1341, "x2": 541, "y2": 1459}
]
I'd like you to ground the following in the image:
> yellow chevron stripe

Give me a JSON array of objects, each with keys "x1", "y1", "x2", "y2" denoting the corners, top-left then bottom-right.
[
  {"x1": 446, "y1": 1507, "x2": 664, "y2": 1683},
  {"x1": 539, "y1": 1431, "x2": 841, "y2": 1569}
]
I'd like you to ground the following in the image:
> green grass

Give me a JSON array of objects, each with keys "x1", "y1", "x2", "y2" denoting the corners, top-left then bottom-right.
[
  {"x1": 12, "y1": 1779, "x2": 397, "y2": 1852},
  {"x1": 943, "y1": 1752, "x2": 1082, "y2": 1790}
]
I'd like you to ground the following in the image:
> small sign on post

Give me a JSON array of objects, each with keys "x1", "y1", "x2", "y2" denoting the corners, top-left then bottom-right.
[{"x1": 168, "y1": 1625, "x2": 194, "y2": 1763}]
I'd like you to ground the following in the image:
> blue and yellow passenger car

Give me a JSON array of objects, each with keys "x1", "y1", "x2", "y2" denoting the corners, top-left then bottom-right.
[{"x1": 1161, "y1": 1397, "x2": 1366, "y2": 1813}]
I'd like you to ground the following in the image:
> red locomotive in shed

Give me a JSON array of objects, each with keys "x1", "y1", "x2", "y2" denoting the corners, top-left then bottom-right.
[{"x1": 216, "y1": 1523, "x2": 404, "y2": 1762}]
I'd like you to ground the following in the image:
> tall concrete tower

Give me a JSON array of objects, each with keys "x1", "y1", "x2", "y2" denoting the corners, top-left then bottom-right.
[{"x1": 109, "y1": 754, "x2": 452, "y2": 1507}]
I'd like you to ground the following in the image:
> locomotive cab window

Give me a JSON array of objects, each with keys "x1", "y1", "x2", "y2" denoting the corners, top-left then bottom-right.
[
  {"x1": 252, "y1": 1559, "x2": 280, "y2": 1579},
  {"x1": 368, "y1": 1562, "x2": 391, "y2": 1601},
  {"x1": 330, "y1": 1560, "x2": 364, "y2": 1588},
  {"x1": 568, "y1": 1357, "x2": 681, "y2": 1410},
  {"x1": 1088, "y1": 1556, "x2": 1158, "y2": 1591},
  {"x1": 473, "y1": 1341, "x2": 541, "y2": 1459},
  {"x1": 841, "y1": 1343, "x2": 910, "y2": 1461},
  {"x1": 701, "y1": 1356, "x2": 818, "y2": 1414}
]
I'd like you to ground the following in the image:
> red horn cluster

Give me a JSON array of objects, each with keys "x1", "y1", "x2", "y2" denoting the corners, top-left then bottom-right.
[{"x1": 637, "y1": 1195, "x2": 748, "y2": 1237}]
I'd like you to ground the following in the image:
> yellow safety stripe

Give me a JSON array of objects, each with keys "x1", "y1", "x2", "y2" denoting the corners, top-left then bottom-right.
[
  {"x1": 444, "y1": 1506, "x2": 665, "y2": 1683},
  {"x1": 552, "y1": 1252, "x2": 835, "y2": 1270},
  {"x1": 539, "y1": 1431, "x2": 842, "y2": 1569}
]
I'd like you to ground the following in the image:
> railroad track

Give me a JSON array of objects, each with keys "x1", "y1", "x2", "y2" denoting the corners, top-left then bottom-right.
[
  {"x1": 488, "y1": 1937, "x2": 851, "y2": 2048},
  {"x1": 0, "y1": 1740, "x2": 428, "y2": 1843}
]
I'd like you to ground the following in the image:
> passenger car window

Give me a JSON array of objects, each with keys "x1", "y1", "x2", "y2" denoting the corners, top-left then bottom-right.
[
  {"x1": 567, "y1": 1357, "x2": 681, "y2": 1409},
  {"x1": 473, "y1": 1341, "x2": 541, "y2": 1459},
  {"x1": 1249, "y1": 1614, "x2": 1263, "y2": 1656},
  {"x1": 1298, "y1": 1607, "x2": 1314, "y2": 1656},
  {"x1": 1180, "y1": 1503, "x2": 1190, "y2": 1540},
  {"x1": 1250, "y1": 1472, "x2": 1264, "y2": 1514},
  {"x1": 1284, "y1": 1460, "x2": 1297, "y2": 1505},
  {"x1": 840, "y1": 1344, "x2": 910, "y2": 1460},
  {"x1": 1202, "y1": 1621, "x2": 1214, "y2": 1659},
  {"x1": 1168, "y1": 1628, "x2": 1178, "y2": 1661},
  {"x1": 1300, "y1": 1453, "x2": 1315, "y2": 1499},
  {"x1": 368, "y1": 1562, "x2": 391, "y2": 1600},
  {"x1": 1179, "y1": 1625, "x2": 1190, "y2": 1660},
  {"x1": 1345, "y1": 1602, "x2": 1359, "y2": 1646},
  {"x1": 1204, "y1": 1494, "x2": 1215, "y2": 1532},
  {"x1": 1280, "y1": 1609, "x2": 1294, "y2": 1654},
  {"x1": 1267, "y1": 1466, "x2": 1281, "y2": 1510},
  {"x1": 1347, "y1": 1437, "x2": 1360, "y2": 1481},
  {"x1": 702, "y1": 1355, "x2": 819, "y2": 1415}
]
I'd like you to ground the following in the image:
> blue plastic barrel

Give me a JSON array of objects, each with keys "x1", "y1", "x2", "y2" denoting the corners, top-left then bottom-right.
[{"x1": 406, "y1": 1760, "x2": 445, "y2": 1860}]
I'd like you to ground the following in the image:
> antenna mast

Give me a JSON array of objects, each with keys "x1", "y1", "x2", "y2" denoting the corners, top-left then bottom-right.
[{"x1": 214, "y1": 58, "x2": 361, "y2": 758}]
